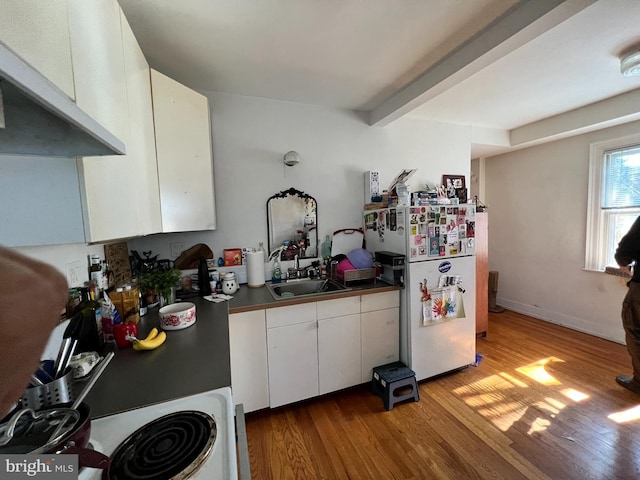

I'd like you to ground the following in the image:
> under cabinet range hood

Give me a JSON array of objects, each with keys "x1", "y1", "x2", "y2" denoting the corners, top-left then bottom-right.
[{"x1": 0, "y1": 43, "x2": 125, "y2": 157}]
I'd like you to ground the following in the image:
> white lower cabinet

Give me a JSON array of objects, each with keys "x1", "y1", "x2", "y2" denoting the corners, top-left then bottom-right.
[
  {"x1": 230, "y1": 290, "x2": 400, "y2": 409},
  {"x1": 361, "y1": 291, "x2": 400, "y2": 382},
  {"x1": 228, "y1": 310, "x2": 269, "y2": 413},
  {"x1": 266, "y1": 303, "x2": 318, "y2": 408},
  {"x1": 317, "y1": 297, "x2": 361, "y2": 395}
]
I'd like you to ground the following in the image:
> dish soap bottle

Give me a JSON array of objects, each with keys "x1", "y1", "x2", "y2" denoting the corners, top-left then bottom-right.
[{"x1": 272, "y1": 259, "x2": 282, "y2": 284}]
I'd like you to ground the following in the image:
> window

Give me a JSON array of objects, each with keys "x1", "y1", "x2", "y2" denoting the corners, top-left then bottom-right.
[{"x1": 585, "y1": 136, "x2": 640, "y2": 271}]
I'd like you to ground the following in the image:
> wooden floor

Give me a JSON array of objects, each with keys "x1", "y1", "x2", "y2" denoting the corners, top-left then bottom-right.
[{"x1": 244, "y1": 310, "x2": 640, "y2": 479}]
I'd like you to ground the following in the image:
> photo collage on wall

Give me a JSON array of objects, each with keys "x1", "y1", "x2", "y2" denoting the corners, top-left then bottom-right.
[{"x1": 408, "y1": 205, "x2": 475, "y2": 259}]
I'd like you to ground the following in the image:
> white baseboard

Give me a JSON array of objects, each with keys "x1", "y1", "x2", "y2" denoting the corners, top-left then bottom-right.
[{"x1": 496, "y1": 296, "x2": 624, "y2": 345}]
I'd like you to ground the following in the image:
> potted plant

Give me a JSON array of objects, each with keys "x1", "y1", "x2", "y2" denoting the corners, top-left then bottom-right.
[{"x1": 139, "y1": 268, "x2": 183, "y2": 307}]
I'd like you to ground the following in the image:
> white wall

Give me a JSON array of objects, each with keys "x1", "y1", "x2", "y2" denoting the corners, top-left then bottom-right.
[
  {"x1": 485, "y1": 120, "x2": 640, "y2": 344},
  {"x1": 12, "y1": 243, "x2": 106, "y2": 287},
  {"x1": 129, "y1": 92, "x2": 472, "y2": 262}
]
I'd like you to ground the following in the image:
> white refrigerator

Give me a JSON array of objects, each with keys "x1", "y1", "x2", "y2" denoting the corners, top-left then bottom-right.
[{"x1": 363, "y1": 204, "x2": 477, "y2": 381}]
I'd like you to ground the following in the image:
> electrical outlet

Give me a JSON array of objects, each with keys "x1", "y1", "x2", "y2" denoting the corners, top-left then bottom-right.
[
  {"x1": 170, "y1": 242, "x2": 186, "y2": 258},
  {"x1": 65, "y1": 260, "x2": 83, "y2": 287}
]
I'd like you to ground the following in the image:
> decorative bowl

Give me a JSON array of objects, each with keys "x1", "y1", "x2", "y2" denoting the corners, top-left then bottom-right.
[{"x1": 158, "y1": 302, "x2": 196, "y2": 330}]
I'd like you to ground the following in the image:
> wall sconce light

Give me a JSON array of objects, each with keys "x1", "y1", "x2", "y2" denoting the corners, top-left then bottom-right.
[
  {"x1": 620, "y1": 49, "x2": 640, "y2": 77},
  {"x1": 283, "y1": 151, "x2": 301, "y2": 166}
]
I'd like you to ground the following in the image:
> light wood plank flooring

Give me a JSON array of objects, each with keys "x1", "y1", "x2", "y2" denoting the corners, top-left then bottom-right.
[{"x1": 244, "y1": 310, "x2": 640, "y2": 479}]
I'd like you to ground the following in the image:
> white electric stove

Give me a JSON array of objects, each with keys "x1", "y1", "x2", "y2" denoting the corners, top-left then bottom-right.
[{"x1": 79, "y1": 387, "x2": 238, "y2": 480}]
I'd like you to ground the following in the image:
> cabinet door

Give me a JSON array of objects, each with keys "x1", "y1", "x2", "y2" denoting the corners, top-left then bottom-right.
[
  {"x1": 69, "y1": 0, "x2": 140, "y2": 242},
  {"x1": 317, "y1": 296, "x2": 360, "y2": 319},
  {"x1": 120, "y1": 11, "x2": 162, "y2": 236},
  {"x1": 318, "y1": 313, "x2": 361, "y2": 395},
  {"x1": 229, "y1": 311, "x2": 269, "y2": 413},
  {"x1": 361, "y1": 307, "x2": 400, "y2": 383},
  {"x1": 267, "y1": 321, "x2": 318, "y2": 408},
  {"x1": 68, "y1": 0, "x2": 127, "y2": 141},
  {"x1": 361, "y1": 290, "x2": 399, "y2": 312},
  {"x1": 266, "y1": 303, "x2": 316, "y2": 329},
  {"x1": 0, "y1": 0, "x2": 74, "y2": 99},
  {"x1": 151, "y1": 69, "x2": 216, "y2": 233}
]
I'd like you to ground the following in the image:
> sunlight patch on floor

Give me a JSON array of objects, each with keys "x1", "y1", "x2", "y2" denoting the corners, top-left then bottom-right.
[
  {"x1": 561, "y1": 388, "x2": 589, "y2": 402},
  {"x1": 463, "y1": 392, "x2": 507, "y2": 407},
  {"x1": 453, "y1": 357, "x2": 598, "y2": 433},
  {"x1": 527, "y1": 417, "x2": 551, "y2": 435},
  {"x1": 535, "y1": 399, "x2": 563, "y2": 415},
  {"x1": 477, "y1": 402, "x2": 529, "y2": 431},
  {"x1": 499, "y1": 372, "x2": 528, "y2": 388},
  {"x1": 516, "y1": 357, "x2": 564, "y2": 386},
  {"x1": 608, "y1": 404, "x2": 640, "y2": 423}
]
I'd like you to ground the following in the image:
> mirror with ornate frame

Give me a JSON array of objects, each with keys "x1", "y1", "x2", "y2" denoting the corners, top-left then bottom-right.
[{"x1": 267, "y1": 188, "x2": 317, "y2": 259}]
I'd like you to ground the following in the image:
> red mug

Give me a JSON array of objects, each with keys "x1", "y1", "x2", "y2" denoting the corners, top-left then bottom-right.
[{"x1": 113, "y1": 322, "x2": 138, "y2": 349}]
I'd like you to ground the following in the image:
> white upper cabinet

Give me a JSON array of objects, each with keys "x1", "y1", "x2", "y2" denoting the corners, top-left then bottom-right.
[
  {"x1": 0, "y1": 0, "x2": 74, "y2": 100},
  {"x1": 120, "y1": 10, "x2": 162, "y2": 236},
  {"x1": 67, "y1": 0, "x2": 128, "y2": 141},
  {"x1": 151, "y1": 69, "x2": 217, "y2": 233},
  {"x1": 69, "y1": 0, "x2": 139, "y2": 242}
]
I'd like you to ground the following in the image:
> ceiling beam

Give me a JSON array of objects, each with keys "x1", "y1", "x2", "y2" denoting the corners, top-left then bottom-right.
[
  {"x1": 368, "y1": 0, "x2": 597, "y2": 127},
  {"x1": 509, "y1": 88, "x2": 640, "y2": 148}
]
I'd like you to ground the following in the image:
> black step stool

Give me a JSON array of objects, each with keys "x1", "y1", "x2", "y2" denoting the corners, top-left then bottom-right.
[{"x1": 371, "y1": 361, "x2": 420, "y2": 411}]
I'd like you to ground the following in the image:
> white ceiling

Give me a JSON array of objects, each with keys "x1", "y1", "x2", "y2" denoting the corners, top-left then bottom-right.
[{"x1": 119, "y1": 0, "x2": 640, "y2": 158}]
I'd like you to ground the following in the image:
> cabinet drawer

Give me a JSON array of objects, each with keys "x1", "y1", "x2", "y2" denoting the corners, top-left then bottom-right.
[
  {"x1": 360, "y1": 291, "x2": 399, "y2": 312},
  {"x1": 316, "y1": 296, "x2": 360, "y2": 319},
  {"x1": 266, "y1": 303, "x2": 316, "y2": 329}
]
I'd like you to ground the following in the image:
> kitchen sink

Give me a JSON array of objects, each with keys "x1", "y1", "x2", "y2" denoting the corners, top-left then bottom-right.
[{"x1": 266, "y1": 278, "x2": 350, "y2": 300}]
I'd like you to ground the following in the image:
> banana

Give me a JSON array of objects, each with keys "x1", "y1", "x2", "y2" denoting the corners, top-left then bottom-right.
[
  {"x1": 133, "y1": 330, "x2": 167, "y2": 351},
  {"x1": 142, "y1": 328, "x2": 159, "y2": 342}
]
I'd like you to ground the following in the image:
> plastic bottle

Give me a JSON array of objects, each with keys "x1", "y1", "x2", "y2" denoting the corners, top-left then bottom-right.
[
  {"x1": 101, "y1": 260, "x2": 112, "y2": 293},
  {"x1": 397, "y1": 182, "x2": 411, "y2": 206},
  {"x1": 89, "y1": 255, "x2": 103, "y2": 294},
  {"x1": 321, "y1": 235, "x2": 332, "y2": 259},
  {"x1": 272, "y1": 259, "x2": 282, "y2": 284}
]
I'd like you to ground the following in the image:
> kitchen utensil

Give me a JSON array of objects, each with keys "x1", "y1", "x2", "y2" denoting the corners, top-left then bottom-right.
[
  {"x1": 34, "y1": 361, "x2": 55, "y2": 385},
  {"x1": 0, "y1": 403, "x2": 110, "y2": 469},
  {"x1": 71, "y1": 352, "x2": 114, "y2": 410},
  {"x1": 53, "y1": 337, "x2": 72, "y2": 379},
  {"x1": 347, "y1": 248, "x2": 374, "y2": 269},
  {"x1": 159, "y1": 302, "x2": 197, "y2": 330},
  {"x1": 53, "y1": 312, "x2": 83, "y2": 379},
  {"x1": 21, "y1": 368, "x2": 75, "y2": 410},
  {"x1": 331, "y1": 228, "x2": 364, "y2": 257}
]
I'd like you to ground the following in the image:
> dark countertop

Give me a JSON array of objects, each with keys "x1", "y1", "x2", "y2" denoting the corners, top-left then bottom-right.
[
  {"x1": 85, "y1": 280, "x2": 400, "y2": 419},
  {"x1": 84, "y1": 297, "x2": 231, "y2": 419},
  {"x1": 228, "y1": 279, "x2": 401, "y2": 313}
]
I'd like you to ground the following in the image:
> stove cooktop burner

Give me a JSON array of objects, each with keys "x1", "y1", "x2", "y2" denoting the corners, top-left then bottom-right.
[{"x1": 104, "y1": 410, "x2": 217, "y2": 480}]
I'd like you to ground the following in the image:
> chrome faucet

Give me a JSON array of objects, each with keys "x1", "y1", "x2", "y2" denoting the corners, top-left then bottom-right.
[{"x1": 294, "y1": 255, "x2": 299, "y2": 270}]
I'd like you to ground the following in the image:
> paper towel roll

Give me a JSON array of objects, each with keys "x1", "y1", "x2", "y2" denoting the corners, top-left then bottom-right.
[{"x1": 246, "y1": 250, "x2": 266, "y2": 287}]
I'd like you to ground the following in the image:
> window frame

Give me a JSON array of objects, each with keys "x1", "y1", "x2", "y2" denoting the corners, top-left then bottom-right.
[{"x1": 585, "y1": 134, "x2": 640, "y2": 271}]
